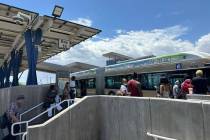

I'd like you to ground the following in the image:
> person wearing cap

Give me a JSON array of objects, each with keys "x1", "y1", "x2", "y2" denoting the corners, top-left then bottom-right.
[
  {"x1": 173, "y1": 80, "x2": 180, "y2": 98},
  {"x1": 3, "y1": 95, "x2": 25, "y2": 140},
  {"x1": 191, "y1": 70, "x2": 208, "y2": 95}
]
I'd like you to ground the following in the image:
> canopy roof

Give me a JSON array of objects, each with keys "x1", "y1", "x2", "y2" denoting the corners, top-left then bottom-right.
[
  {"x1": 103, "y1": 52, "x2": 133, "y2": 60},
  {"x1": 0, "y1": 3, "x2": 101, "y2": 69},
  {"x1": 36, "y1": 62, "x2": 99, "y2": 73},
  {"x1": 66, "y1": 62, "x2": 99, "y2": 73}
]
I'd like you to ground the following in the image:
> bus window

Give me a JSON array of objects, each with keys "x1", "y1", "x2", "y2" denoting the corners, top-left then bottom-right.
[
  {"x1": 140, "y1": 73, "x2": 165, "y2": 90},
  {"x1": 87, "y1": 79, "x2": 96, "y2": 88},
  {"x1": 105, "y1": 76, "x2": 124, "y2": 89}
]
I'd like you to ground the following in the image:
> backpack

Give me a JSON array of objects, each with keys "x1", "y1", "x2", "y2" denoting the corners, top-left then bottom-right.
[
  {"x1": 0, "y1": 113, "x2": 9, "y2": 129},
  {"x1": 177, "y1": 90, "x2": 187, "y2": 99},
  {"x1": 137, "y1": 82, "x2": 143, "y2": 97}
]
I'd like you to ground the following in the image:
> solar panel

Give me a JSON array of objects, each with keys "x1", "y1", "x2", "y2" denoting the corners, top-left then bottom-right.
[{"x1": 0, "y1": 3, "x2": 101, "y2": 70}]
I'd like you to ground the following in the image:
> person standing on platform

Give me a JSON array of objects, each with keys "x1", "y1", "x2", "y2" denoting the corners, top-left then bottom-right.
[
  {"x1": 191, "y1": 70, "x2": 208, "y2": 95},
  {"x1": 120, "y1": 78, "x2": 128, "y2": 96},
  {"x1": 181, "y1": 75, "x2": 192, "y2": 94},
  {"x1": 178, "y1": 75, "x2": 192, "y2": 99},
  {"x1": 3, "y1": 95, "x2": 25, "y2": 140},
  {"x1": 45, "y1": 85, "x2": 62, "y2": 118},
  {"x1": 62, "y1": 82, "x2": 70, "y2": 100},
  {"x1": 173, "y1": 80, "x2": 180, "y2": 98},
  {"x1": 69, "y1": 76, "x2": 77, "y2": 101},
  {"x1": 127, "y1": 73, "x2": 143, "y2": 97},
  {"x1": 80, "y1": 80, "x2": 87, "y2": 97},
  {"x1": 159, "y1": 77, "x2": 172, "y2": 98}
]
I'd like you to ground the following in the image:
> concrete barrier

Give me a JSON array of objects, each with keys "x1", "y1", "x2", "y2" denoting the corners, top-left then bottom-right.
[
  {"x1": 99, "y1": 96, "x2": 152, "y2": 140},
  {"x1": 0, "y1": 85, "x2": 50, "y2": 116},
  {"x1": 150, "y1": 98, "x2": 204, "y2": 140},
  {"x1": 28, "y1": 96, "x2": 99, "y2": 140},
  {"x1": 28, "y1": 96, "x2": 152, "y2": 140},
  {"x1": 202, "y1": 101, "x2": 210, "y2": 140},
  {"x1": 187, "y1": 94, "x2": 210, "y2": 100},
  {"x1": 26, "y1": 96, "x2": 210, "y2": 140}
]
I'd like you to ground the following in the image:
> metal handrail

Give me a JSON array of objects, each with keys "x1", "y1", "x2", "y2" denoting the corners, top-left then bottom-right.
[
  {"x1": 20, "y1": 102, "x2": 44, "y2": 121},
  {"x1": 18, "y1": 102, "x2": 44, "y2": 140},
  {"x1": 11, "y1": 121, "x2": 28, "y2": 136},
  {"x1": 22, "y1": 132, "x2": 27, "y2": 140},
  {"x1": 12, "y1": 99, "x2": 74, "y2": 139},
  {"x1": 147, "y1": 132, "x2": 177, "y2": 140}
]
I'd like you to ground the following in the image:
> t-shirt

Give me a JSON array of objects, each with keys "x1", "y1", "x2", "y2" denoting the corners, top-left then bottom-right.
[
  {"x1": 47, "y1": 90, "x2": 57, "y2": 104},
  {"x1": 69, "y1": 81, "x2": 76, "y2": 95},
  {"x1": 120, "y1": 84, "x2": 128, "y2": 95},
  {"x1": 127, "y1": 79, "x2": 142, "y2": 97},
  {"x1": 70, "y1": 80, "x2": 76, "y2": 88},
  {"x1": 7, "y1": 102, "x2": 22, "y2": 121},
  {"x1": 173, "y1": 85, "x2": 180, "y2": 97},
  {"x1": 191, "y1": 77, "x2": 208, "y2": 94},
  {"x1": 181, "y1": 79, "x2": 192, "y2": 93}
]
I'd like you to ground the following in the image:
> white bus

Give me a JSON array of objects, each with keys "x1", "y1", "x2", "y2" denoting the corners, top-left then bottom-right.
[{"x1": 72, "y1": 52, "x2": 210, "y2": 97}]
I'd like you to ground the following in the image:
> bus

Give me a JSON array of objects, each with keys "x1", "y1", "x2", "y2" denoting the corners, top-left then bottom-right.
[{"x1": 71, "y1": 51, "x2": 210, "y2": 97}]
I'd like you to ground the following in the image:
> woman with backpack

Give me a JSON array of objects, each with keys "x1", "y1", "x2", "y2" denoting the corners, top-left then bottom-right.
[{"x1": 178, "y1": 75, "x2": 192, "y2": 99}]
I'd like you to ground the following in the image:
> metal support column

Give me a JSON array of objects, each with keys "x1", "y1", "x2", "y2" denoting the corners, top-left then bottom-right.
[
  {"x1": 5, "y1": 50, "x2": 15, "y2": 87},
  {"x1": 24, "y1": 28, "x2": 42, "y2": 85},
  {"x1": 12, "y1": 50, "x2": 23, "y2": 86}
]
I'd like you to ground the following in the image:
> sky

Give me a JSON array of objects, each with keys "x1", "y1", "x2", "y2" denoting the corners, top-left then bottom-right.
[{"x1": 1, "y1": 0, "x2": 210, "y2": 84}]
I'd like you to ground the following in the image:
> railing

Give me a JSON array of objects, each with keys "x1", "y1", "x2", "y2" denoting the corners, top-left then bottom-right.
[
  {"x1": 11, "y1": 99, "x2": 74, "y2": 140},
  {"x1": 20, "y1": 102, "x2": 44, "y2": 122},
  {"x1": 147, "y1": 132, "x2": 177, "y2": 140}
]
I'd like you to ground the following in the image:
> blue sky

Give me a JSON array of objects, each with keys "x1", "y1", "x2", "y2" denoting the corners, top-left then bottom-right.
[
  {"x1": 2, "y1": 0, "x2": 210, "y2": 41},
  {"x1": 1, "y1": 0, "x2": 210, "y2": 84}
]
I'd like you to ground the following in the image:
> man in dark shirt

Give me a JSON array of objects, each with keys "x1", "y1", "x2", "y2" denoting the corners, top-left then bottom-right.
[{"x1": 191, "y1": 70, "x2": 208, "y2": 95}]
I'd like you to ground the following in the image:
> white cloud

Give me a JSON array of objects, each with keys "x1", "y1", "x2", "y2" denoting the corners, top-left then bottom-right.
[
  {"x1": 195, "y1": 33, "x2": 210, "y2": 53},
  {"x1": 116, "y1": 29, "x2": 126, "y2": 34},
  {"x1": 46, "y1": 25, "x2": 210, "y2": 67},
  {"x1": 70, "y1": 18, "x2": 92, "y2": 27}
]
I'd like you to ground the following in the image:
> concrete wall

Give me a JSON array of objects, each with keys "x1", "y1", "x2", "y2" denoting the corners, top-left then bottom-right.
[
  {"x1": 27, "y1": 96, "x2": 210, "y2": 140},
  {"x1": 0, "y1": 85, "x2": 50, "y2": 116},
  {"x1": 28, "y1": 96, "x2": 152, "y2": 140},
  {"x1": 187, "y1": 94, "x2": 210, "y2": 100},
  {"x1": 202, "y1": 101, "x2": 210, "y2": 140},
  {"x1": 99, "y1": 96, "x2": 152, "y2": 140},
  {"x1": 150, "y1": 98, "x2": 204, "y2": 140},
  {"x1": 28, "y1": 97, "x2": 99, "y2": 140}
]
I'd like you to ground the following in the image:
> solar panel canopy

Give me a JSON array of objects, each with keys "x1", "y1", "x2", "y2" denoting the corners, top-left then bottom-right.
[{"x1": 0, "y1": 3, "x2": 101, "y2": 70}]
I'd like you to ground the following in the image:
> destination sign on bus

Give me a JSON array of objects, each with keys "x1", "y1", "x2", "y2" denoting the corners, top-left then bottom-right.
[{"x1": 106, "y1": 54, "x2": 186, "y2": 71}]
